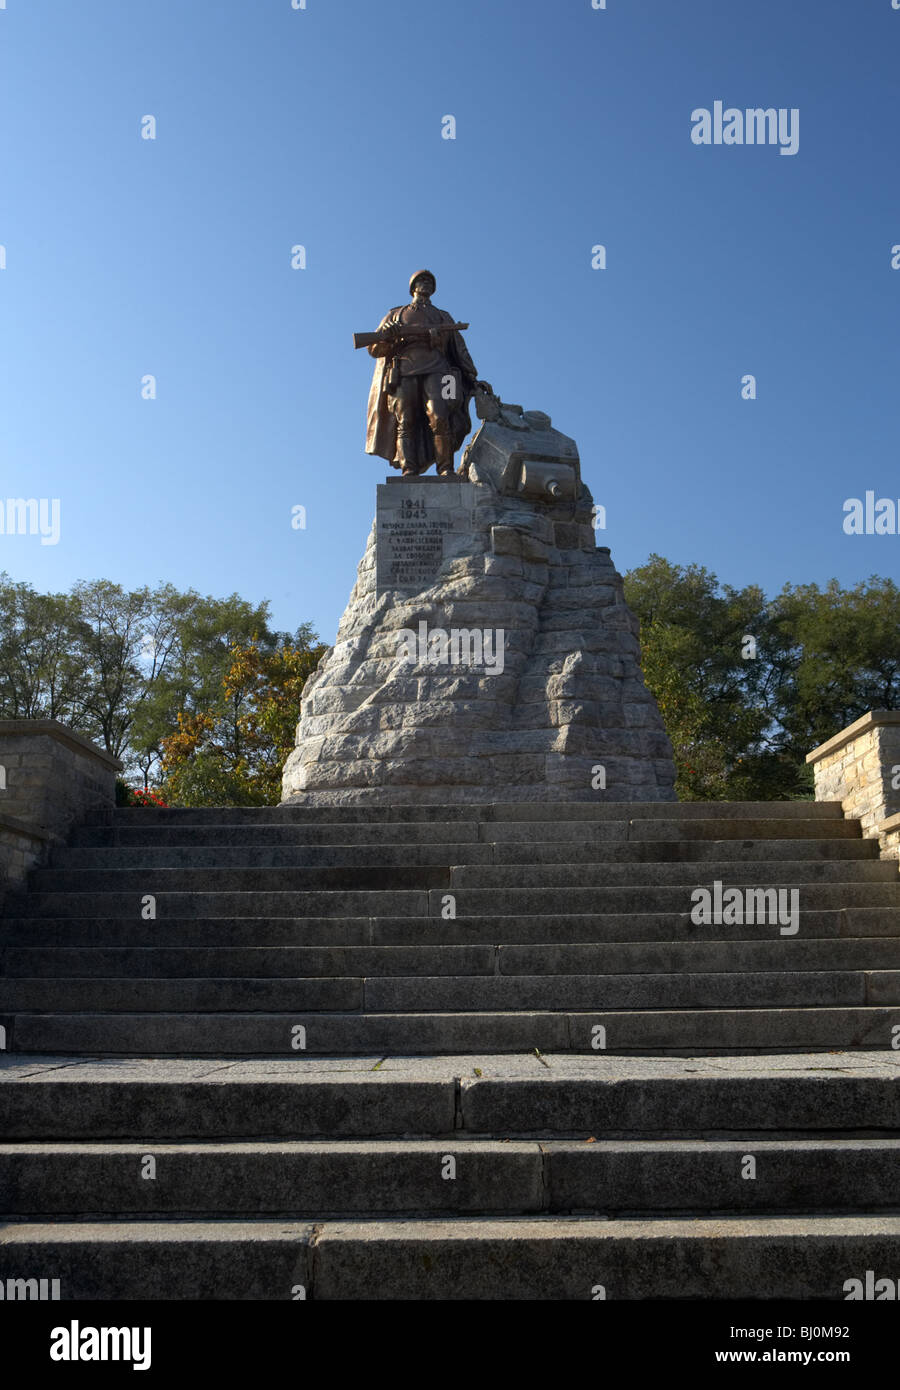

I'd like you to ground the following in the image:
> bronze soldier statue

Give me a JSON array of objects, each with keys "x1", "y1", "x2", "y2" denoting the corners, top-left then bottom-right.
[{"x1": 359, "y1": 270, "x2": 491, "y2": 477}]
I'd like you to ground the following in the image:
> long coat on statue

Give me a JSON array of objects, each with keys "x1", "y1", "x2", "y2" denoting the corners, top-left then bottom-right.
[{"x1": 365, "y1": 304, "x2": 478, "y2": 471}]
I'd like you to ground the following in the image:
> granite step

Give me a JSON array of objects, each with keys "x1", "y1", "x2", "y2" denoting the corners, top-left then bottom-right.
[
  {"x1": 450, "y1": 861, "x2": 896, "y2": 886},
  {"x1": 486, "y1": 819, "x2": 862, "y2": 842},
  {"x1": 6, "y1": 935, "x2": 900, "y2": 978},
  {"x1": 3, "y1": 969, "x2": 899, "y2": 1014},
  {"x1": 14, "y1": 883, "x2": 899, "y2": 921},
  {"x1": 2, "y1": 1054, "x2": 897, "y2": 1139},
  {"x1": 4, "y1": 906, "x2": 899, "y2": 947},
  {"x1": 4, "y1": 1005, "x2": 900, "y2": 1054},
  {"x1": 67, "y1": 817, "x2": 860, "y2": 848},
  {"x1": 493, "y1": 838, "x2": 879, "y2": 863},
  {"x1": 51, "y1": 843, "x2": 494, "y2": 870},
  {"x1": 74, "y1": 820, "x2": 485, "y2": 847},
  {"x1": 3, "y1": 1138, "x2": 898, "y2": 1218},
  {"x1": 69, "y1": 829, "x2": 873, "y2": 858},
  {"x1": 29, "y1": 866, "x2": 452, "y2": 893},
  {"x1": 37, "y1": 856, "x2": 895, "y2": 885},
  {"x1": 98, "y1": 801, "x2": 845, "y2": 827},
  {"x1": 62, "y1": 831, "x2": 882, "y2": 860},
  {"x1": 1, "y1": 1214, "x2": 897, "y2": 1300}
]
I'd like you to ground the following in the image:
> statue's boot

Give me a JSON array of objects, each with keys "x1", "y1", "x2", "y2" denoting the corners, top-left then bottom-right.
[
  {"x1": 433, "y1": 431, "x2": 455, "y2": 477},
  {"x1": 397, "y1": 432, "x2": 418, "y2": 477}
]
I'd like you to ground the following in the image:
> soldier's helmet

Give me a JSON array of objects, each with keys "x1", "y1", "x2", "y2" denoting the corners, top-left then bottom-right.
[{"x1": 409, "y1": 269, "x2": 436, "y2": 294}]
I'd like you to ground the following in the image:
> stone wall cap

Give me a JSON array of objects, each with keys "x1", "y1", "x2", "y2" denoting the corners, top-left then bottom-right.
[
  {"x1": 0, "y1": 809, "x2": 57, "y2": 841},
  {"x1": 806, "y1": 710, "x2": 900, "y2": 765},
  {"x1": 881, "y1": 810, "x2": 900, "y2": 835},
  {"x1": 0, "y1": 719, "x2": 123, "y2": 771}
]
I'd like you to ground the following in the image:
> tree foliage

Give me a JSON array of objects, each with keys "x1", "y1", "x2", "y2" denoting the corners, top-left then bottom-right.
[
  {"x1": 624, "y1": 556, "x2": 900, "y2": 800},
  {"x1": 0, "y1": 573, "x2": 320, "y2": 798},
  {"x1": 3, "y1": 562, "x2": 897, "y2": 804},
  {"x1": 160, "y1": 636, "x2": 326, "y2": 806}
]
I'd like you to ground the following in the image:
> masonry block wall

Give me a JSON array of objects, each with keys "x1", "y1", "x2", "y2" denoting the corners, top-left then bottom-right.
[
  {"x1": 808, "y1": 710, "x2": 900, "y2": 859},
  {"x1": 0, "y1": 721, "x2": 121, "y2": 908}
]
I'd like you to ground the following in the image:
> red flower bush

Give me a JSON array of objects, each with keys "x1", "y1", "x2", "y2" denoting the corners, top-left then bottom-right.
[{"x1": 128, "y1": 788, "x2": 169, "y2": 808}]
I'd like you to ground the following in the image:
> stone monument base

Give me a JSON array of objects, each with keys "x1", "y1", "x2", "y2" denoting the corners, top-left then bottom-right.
[{"x1": 281, "y1": 403, "x2": 676, "y2": 805}]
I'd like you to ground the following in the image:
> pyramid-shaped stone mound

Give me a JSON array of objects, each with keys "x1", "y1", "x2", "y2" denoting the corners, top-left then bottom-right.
[{"x1": 282, "y1": 403, "x2": 676, "y2": 805}]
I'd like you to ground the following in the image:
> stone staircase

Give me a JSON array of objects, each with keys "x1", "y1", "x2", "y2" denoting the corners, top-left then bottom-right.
[{"x1": 2, "y1": 799, "x2": 900, "y2": 1299}]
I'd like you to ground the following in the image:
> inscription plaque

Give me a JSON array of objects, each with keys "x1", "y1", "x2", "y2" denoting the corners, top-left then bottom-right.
[{"x1": 375, "y1": 480, "x2": 477, "y2": 595}]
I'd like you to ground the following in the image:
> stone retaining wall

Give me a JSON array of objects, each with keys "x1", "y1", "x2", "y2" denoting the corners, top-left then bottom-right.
[
  {"x1": 0, "y1": 721, "x2": 121, "y2": 908},
  {"x1": 807, "y1": 711, "x2": 900, "y2": 857}
]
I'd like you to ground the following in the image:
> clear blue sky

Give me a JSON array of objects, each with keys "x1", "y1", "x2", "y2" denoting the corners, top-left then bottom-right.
[{"x1": 1, "y1": 0, "x2": 898, "y2": 644}]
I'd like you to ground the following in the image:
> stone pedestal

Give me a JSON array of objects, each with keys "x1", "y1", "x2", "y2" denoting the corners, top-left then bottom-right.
[
  {"x1": 374, "y1": 478, "x2": 478, "y2": 594},
  {"x1": 281, "y1": 404, "x2": 676, "y2": 805}
]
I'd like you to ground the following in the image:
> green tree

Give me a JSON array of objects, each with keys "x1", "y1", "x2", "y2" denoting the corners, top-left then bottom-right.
[
  {"x1": 0, "y1": 575, "x2": 301, "y2": 790},
  {"x1": 160, "y1": 632, "x2": 325, "y2": 805},
  {"x1": 624, "y1": 555, "x2": 804, "y2": 799},
  {"x1": 770, "y1": 577, "x2": 900, "y2": 753},
  {"x1": 123, "y1": 586, "x2": 276, "y2": 787},
  {"x1": 0, "y1": 575, "x2": 85, "y2": 721}
]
